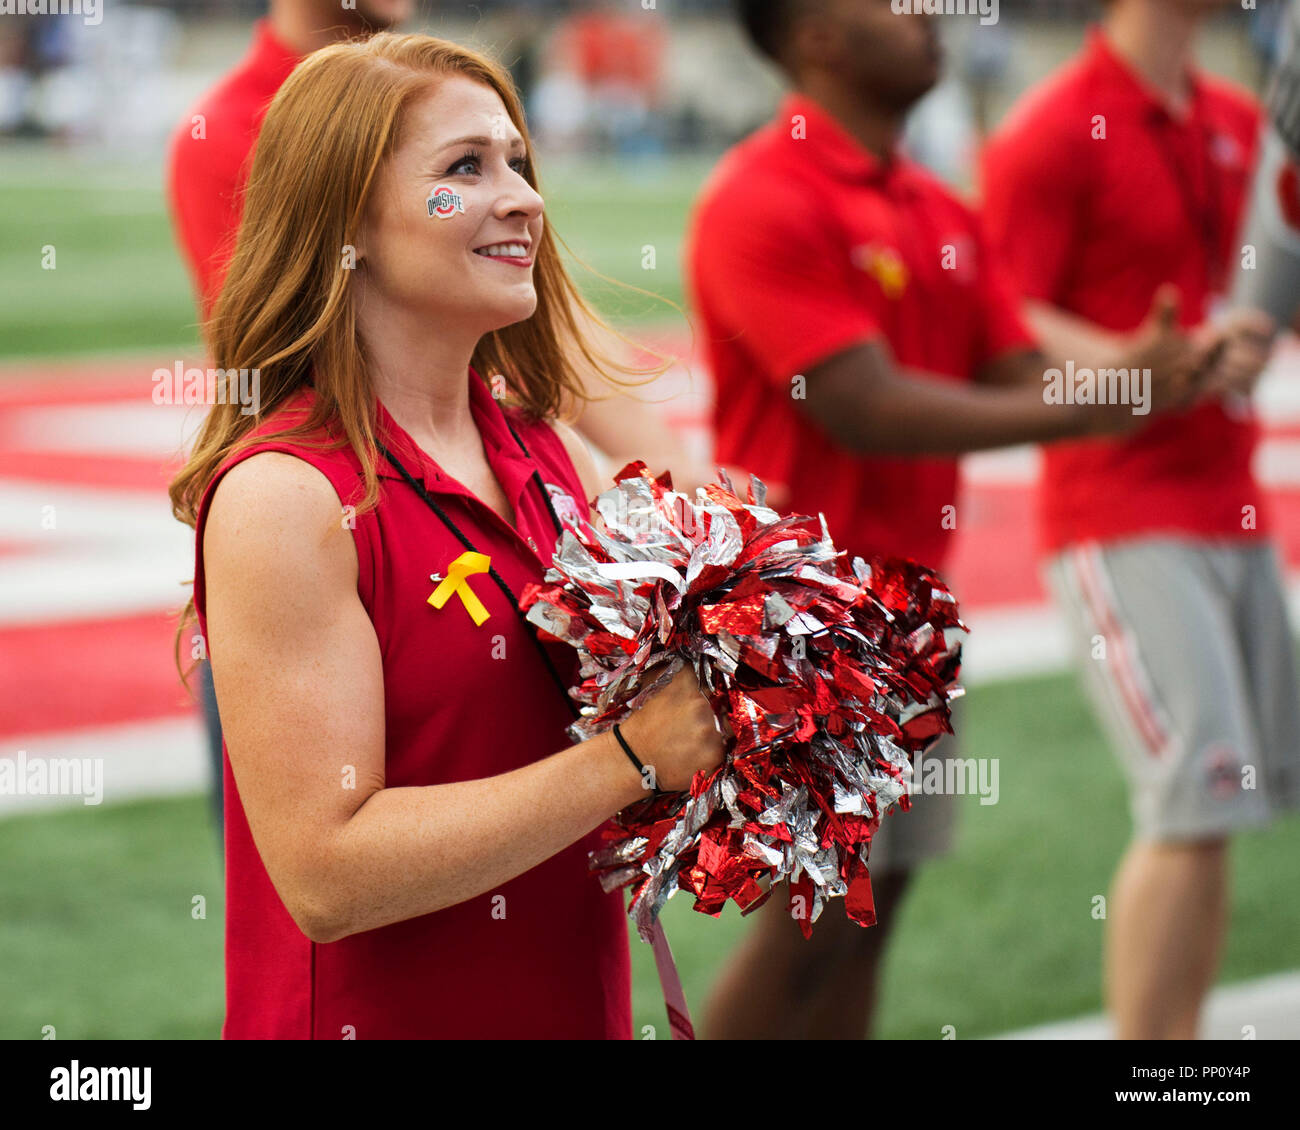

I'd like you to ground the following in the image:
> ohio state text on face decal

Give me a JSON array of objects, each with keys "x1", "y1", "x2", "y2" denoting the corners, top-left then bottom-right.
[{"x1": 427, "y1": 184, "x2": 465, "y2": 218}]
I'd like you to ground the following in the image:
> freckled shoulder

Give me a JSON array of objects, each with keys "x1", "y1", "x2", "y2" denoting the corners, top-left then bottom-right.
[{"x1": 204, "y1": 450, "x2": 359, "y2": 589}]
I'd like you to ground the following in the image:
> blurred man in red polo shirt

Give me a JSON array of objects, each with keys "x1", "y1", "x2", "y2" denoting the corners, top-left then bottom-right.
[
  {"x1": 982, "y1": 0, "x2": 1300, "y2": 1039},
  {"x1": 691, "y1": 0, "x2": 1218, "y2": 1040}
]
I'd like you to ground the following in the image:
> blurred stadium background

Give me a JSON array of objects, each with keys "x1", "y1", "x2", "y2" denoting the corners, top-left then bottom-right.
[{"x1": 2, "y1": 0, "x2": 1298, "y2": 1039}]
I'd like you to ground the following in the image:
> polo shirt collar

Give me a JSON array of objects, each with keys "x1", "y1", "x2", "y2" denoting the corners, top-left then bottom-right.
[
  {"x1": 1085, "y1": 24, "x2": 1207, "y2": 125},
  {"x1": 779, "y1": 92, "x2": 901, "y2": 185}
]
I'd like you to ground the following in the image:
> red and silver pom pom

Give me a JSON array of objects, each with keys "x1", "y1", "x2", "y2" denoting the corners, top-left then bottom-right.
[{"x1": 521, "y1": 462, "x2": 965, "y2": 941}]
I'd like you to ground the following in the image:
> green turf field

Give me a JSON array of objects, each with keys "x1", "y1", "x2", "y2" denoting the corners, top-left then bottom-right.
[
  {"x1": 3, "y1": 149, "x2": 1299, "y2": 1039},
  {"x1": 2, "y1": 670, "x2": 1298, "y2": 1040}
]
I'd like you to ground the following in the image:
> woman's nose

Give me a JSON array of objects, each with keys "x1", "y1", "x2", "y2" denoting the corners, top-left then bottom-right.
[{"x1": 497, "y1": 176, "x2": 544, "y2": 220}]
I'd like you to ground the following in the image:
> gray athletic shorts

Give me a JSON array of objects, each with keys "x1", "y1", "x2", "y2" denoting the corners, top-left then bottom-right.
[
  {"x1": 1046, "y1": 537, "x2": 1300, "y2": 842},
  {"x1": 866, "y1": 726, "x2": 960, "y2": 876}
]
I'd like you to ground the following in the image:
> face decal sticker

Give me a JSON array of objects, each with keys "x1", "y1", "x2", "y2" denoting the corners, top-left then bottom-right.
[{"x1": 427, "y1": 184, "x2": 465, "y2": 218}]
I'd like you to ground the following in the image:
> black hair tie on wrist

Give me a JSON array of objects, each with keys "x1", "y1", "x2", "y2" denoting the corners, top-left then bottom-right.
[{"x1": 612, "y1": 723, "x2": 664, "y2": 797}]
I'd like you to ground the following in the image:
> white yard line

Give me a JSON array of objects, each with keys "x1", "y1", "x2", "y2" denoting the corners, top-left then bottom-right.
[
  {"x1": 0, "y1": 481, "x2": 192, "y2": 625},
  {"x1": 994, "y1": 970, "x2": 1300, "y2": 1040},
  {"x1": 9, "y1": 399, "x2": 201, "y2": 457},
  {"x1": 0, "y1": 716, "x2": 209, "y2": 818}
]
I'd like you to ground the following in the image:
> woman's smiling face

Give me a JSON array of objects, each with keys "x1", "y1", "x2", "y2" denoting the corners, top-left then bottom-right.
[{"x1": 357, "y1": 76, "x2": 545, "y2": 338}]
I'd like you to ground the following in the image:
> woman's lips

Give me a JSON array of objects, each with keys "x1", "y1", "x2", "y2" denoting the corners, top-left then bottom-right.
[
  {"x1": 473, "y1": 241, "x2": 533, "y2": 268},
  {"x1": 475, "y1": 253, "x2": 533, "y2": 268}
]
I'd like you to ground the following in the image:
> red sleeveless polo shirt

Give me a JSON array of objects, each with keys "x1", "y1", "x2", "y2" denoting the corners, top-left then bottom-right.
[{"x1": 192, "y1": 369, "x2": 633, "y2": 1039}]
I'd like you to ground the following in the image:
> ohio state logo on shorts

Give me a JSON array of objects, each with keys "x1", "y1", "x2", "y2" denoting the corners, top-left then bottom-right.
[
  {"x1": 1202, "y1": 743, "x2": 1244, "y2": 800},
  {"x1": 427, "y1": 185, "x2": 465, "y2": 218}
]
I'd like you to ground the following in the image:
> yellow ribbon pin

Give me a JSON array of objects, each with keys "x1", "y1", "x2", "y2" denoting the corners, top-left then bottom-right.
[{"x1": 429, "y1": 551, "x2": 492, "y2": 626}]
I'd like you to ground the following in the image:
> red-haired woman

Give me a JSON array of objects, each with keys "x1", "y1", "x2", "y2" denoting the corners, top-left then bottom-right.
[{"x1": 169, "y1": 33, "x2": 723, "y2": 1040}]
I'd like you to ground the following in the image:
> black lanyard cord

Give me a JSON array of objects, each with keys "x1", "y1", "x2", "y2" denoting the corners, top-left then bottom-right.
[{"x1": 374, "y1": 434, "x2": 580, "y2": 720}]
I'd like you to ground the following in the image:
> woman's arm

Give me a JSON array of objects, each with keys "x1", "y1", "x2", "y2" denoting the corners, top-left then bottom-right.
[{"x1": 204, "y1": 451, "x2": 720, "y2": 944}]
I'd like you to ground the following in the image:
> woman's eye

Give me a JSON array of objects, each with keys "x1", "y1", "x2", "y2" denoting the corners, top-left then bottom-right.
[{"x1": 445, "y1": 152, "x2": 526, "y2": 177}]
